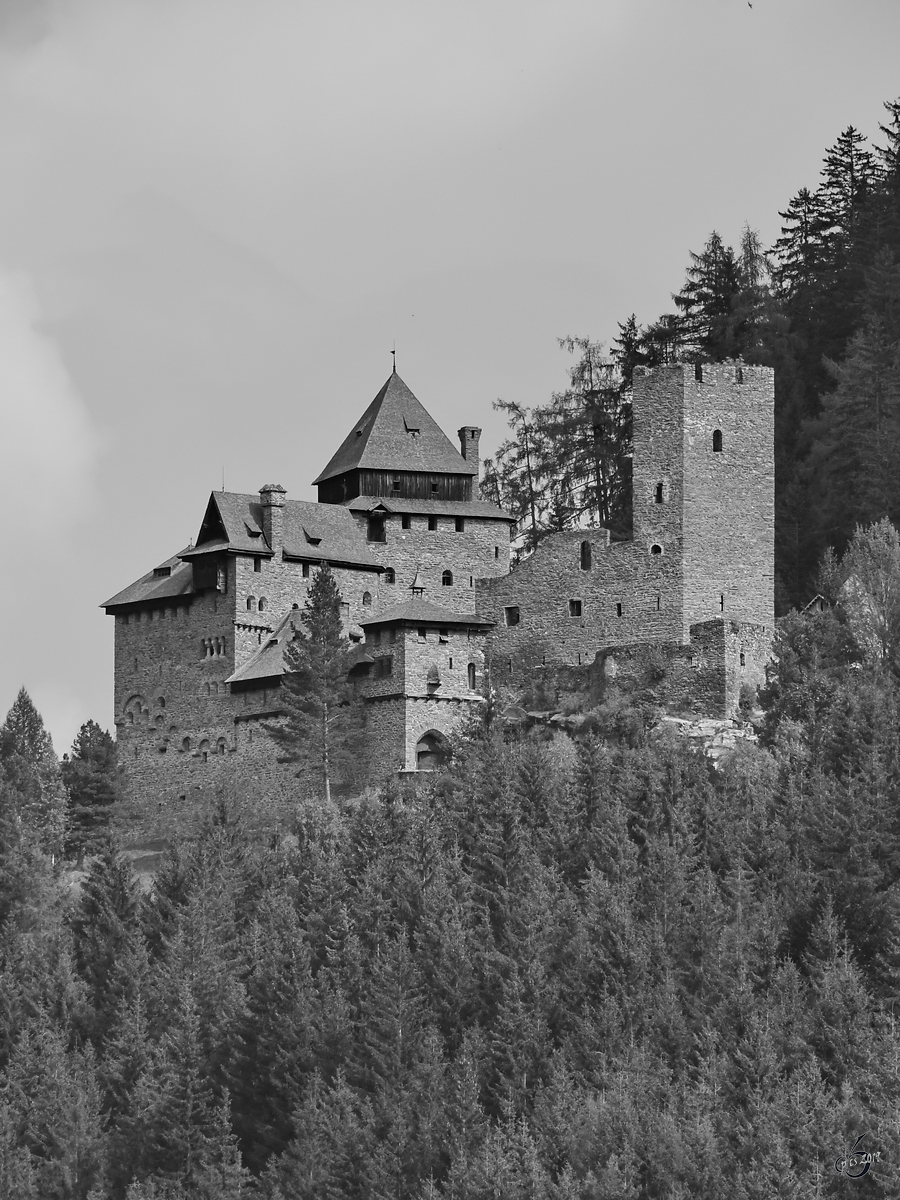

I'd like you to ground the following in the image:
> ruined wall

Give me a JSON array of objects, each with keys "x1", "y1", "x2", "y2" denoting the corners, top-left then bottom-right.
[{"x1": 477, "y1": 529, "x2": 684, "y2": 677}]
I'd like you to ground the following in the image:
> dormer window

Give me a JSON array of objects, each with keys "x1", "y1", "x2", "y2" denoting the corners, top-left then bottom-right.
[
  {"x1": 404, "y1": 418, "x2": 420, "y2": 437},
  {"x1": 153, "y1": 566, "x2": 171, "y2": 578}
]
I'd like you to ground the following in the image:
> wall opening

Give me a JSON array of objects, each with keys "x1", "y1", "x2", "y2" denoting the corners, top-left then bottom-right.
[
  {"x1": 568, "y1": 599, "x2": 582, "y2": 617},
  {"x1": 442, "y1": 570, "x2": 453, "y2": 587},
  {"x1": 695, "y1": 362, "x2": 703, "y2": 382},
  {"x1": 467, "y1": 662, "x2": 476, "y2": 689},
  {"x1": 362, "y1": 591, "x2": 372, "y2": 606},
  {"x1": 651, "y1": 544, "x2": 663, "y2": 555},
  {"x1": 740, "y1": 651, "x2": 746, "y2": 667},
  {"x1": 580, "y1": 540, "x2": 592, "y2": 570},
  {"x1": 713, "y1": 429, "x2": 723, "y2": 452},
  {"x1": 246, "y1": 596, "x2": 256, "y2": 611},
  {"x1": 385, "y1": 567, "x2": 395, "y2": 584},
  {"x1": 258, "y1": 598, "x2": 266, "y2": 613},
  {"x1": 428, "y1": 516, "x2": 438, "y2": 531},
  {"x1": 720, "y1": 594, "x2": 725, "y2": 611},
  {"x1": 302, "y1": 563, "x2": 310, "y2": 578},
  {"x1": 416, "y1": 730, "x2": 449, "y2": 771},
  {"x1": 402, "y1": 514, "x2": 411, "y2": 530},
  {"x1": 253, "y1": 556, "x2": 262, "y2": 573},
  {"x1": 616, "y1": 602, "x2": 623, "y2": 617},
  {"x1": 367, "y1": 515, "x2": 386, "y2": 542},
  {"x1": 455, "y1": 517, "x2": 465, "y2": 532},
  {"x1": 504, "y1": 606, "x2": 520, "y2": 627},
  {"x1": 655, "y1": 482, "x2": 664, "y2": 504}
]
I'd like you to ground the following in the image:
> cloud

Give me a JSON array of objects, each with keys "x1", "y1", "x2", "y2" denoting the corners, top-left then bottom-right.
[{"x1": 0, "y1": 268, "x2": 98, "y2": 531}]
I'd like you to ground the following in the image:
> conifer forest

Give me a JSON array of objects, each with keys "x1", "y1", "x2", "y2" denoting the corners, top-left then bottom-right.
[{"x1": 4, "y1": 99, "x2": 900, "y2": 1199}]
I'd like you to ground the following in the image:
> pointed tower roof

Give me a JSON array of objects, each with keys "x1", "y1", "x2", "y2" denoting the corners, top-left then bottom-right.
[{"x1": 312, "y1": 372, "x2": 474, "y2": 485}]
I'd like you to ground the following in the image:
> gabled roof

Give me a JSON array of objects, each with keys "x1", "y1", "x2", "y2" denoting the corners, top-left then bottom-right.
[
  {"x1": 312, "y1": 372, "x2": 474, "y2": 484},
  {"x1": 359, "y1": 599, "x2": 494, "y2": 627},
  {"x1": 180, "y1": 492, "x2": 382, "y2": 570},
  {"x1": 102, "y1": 553, "x2": 194, "y2": 609},
  {"x1": 345, "y1": 495, "x2": 515, "y2": 523}
]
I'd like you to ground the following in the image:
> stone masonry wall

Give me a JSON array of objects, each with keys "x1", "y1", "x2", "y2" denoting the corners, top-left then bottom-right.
[
  {"x1": 681, "y1": 362, "x2": 775, "y2": 634},
  {"x1": 477, "y1": 529, "x2": 685, "y2": 678},
  {"x1": 352, "y1": 512, "x2": 511, "y2": 615}
]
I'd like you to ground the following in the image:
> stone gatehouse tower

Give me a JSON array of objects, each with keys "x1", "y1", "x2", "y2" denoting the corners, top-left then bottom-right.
[{"x1": 104, "y1": 360, "x2": 774, "y2": 817}]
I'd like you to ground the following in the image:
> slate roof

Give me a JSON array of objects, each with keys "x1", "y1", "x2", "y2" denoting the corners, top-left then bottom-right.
[
  {"x1": 181, "y1": 491, "x2": 382, "y2": 570},
  {"x1": 226, "y1": 609, "x2": 302, "y2": 685},
  {"x1": 102, "y1": 553, "x2": 195, "y2": 609},
  {"x1": 345, "y1": 496, "x2": 516, "y2": 523},
  {"x1": 359, "y1": 599, "x2": 494, "y2": 627},
  {"x1": 226, "y1": 611, "x2": 375, "y2": 686},
  {"x1": 312, "y1": 372, "x2": 474, "y2": 484}
]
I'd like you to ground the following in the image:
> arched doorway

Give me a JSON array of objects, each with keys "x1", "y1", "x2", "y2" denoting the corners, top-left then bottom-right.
[{"x1": 415, "y1": 730, "x2": 449, "y2": 771}]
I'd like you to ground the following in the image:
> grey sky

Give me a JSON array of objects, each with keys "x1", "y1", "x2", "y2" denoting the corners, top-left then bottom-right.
[{"x1": 0, "y1": 0, "x2": 897, "y2": 752}]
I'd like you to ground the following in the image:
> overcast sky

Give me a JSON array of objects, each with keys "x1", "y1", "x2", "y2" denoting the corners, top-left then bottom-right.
[{"x1": 1, "y1": 0, "x2": 898, "y2": 753}]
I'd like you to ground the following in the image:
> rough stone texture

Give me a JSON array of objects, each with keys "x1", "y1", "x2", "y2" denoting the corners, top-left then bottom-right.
[
  {"x1": 351, "y1": 510, "x2": 511, "y2": 614},
  {"x1": 474, "y1": 362, "x2": 774, "y2": 717}
]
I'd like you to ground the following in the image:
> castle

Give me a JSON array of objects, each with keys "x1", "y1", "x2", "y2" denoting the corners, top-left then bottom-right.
[{"x1": 104, "y1": 360, "x2": 774, "y2": 815}]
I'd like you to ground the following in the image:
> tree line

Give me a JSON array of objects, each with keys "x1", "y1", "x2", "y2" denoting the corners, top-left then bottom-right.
[{"x1": 486, "y1": 98, "x2": 900, "y2": 609}]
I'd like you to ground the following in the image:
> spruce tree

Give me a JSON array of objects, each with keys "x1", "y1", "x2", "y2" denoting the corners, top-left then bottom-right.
[
  {"x1": 62, "y1": 721, "x2": 119, "y2": 864},
  {"x1": 266, "y1": 564, "x2": 365, "y2": 804},
  {"x1": 0, "y1": 688, "x2": 67, "y2": 857}
]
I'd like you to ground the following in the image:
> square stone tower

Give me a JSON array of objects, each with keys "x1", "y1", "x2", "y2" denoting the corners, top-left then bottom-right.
[{"x1": 632, "y1": 361, "x2": 774, "y2": 640}]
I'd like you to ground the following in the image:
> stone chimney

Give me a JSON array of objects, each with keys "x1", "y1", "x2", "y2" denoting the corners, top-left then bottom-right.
[
  {"x1": 259, "y1": 484, "x2": 286, "y2": 551},
  {"x1": 458, "y1": 426, "x2": 481, "y2": 485}
]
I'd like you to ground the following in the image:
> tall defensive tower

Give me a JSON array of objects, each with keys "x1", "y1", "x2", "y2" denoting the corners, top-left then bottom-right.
[{"x1": 632, "y1": 361, "x2": 774, "y2": 641}]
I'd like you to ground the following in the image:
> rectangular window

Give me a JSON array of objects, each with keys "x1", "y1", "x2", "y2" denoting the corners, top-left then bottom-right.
[
  {"x1": 401, "y1": 514, "x2": 411, "y2": 530},
  {"x1": 568, "y1": 599, "x2": 582, "y2": 617},
  {"x1": 428, "y1": 516, "x2": 437, "y2": 531},
  {"x1": 616, "y1": 602, "x2": 623, "y2": 617},
  {"x1": 417, "y1": 627, "x2": 427, "y2": 642},
  {"x1": 439, "y1": 628, "x2": 449, "y2": 643},
  {"x1": 504, "y1": 606, "x2": 520, "y2": 627},
  {"x1": 253, "y1": 556, "x2": 262, "y2": 573},
  {"x1": 369, "y1": 629, "x2": 381, "y2": 646},
  {"x1": 431, "y1": 482, "x2": 439, "y2": 495},
  {"x1": 739, "y1": 651, "x2": 746, "y2": 667},
  {"x1": 379, "y1": 655, "x2": 393, "y2": 677},
  {"x1": 392, "y1": 477, "x2": 401, "y2": 492},
  {"x1": 367, "y1": 516, "x2": 386, "y2": 543},
  {"x1": 455, "y1": 517, "x2": 465, "y2": 532},
  {"x1": 302, "y1": 562, "x2": 310, "y2": 578},
  {"x1": 153, "y1": 566, "x2": 171, "y2": 578}
]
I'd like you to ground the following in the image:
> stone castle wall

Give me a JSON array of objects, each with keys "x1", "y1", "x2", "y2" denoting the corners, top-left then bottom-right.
[
  {"x1": 354, "y1": 512, "x2": 511, "y2": 615},
  {"x1": 476, "y1": 529, "x2": 685, "y2": 675}
]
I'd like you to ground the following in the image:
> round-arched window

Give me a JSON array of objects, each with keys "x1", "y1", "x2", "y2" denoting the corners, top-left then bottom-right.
[
  {"x1": 247, "y1": 596, "x2": 256, "y2": 612},
  {"x1": 384, "y1": 568, "x2": 396, "y2": 584},
  {"x1": 442, "y1": 570, "x2": 453, "y2": 587},
  {"x1": 713, "y1": 429, "x2": 723, "y2": 452},
  {"x1": 651, "y1": 544, "x2": 663, "y2": 556},
  {"x1": 362, "y1": 591, "x2": 372, "y2": 606},
  {"x1": 258, "y1": 597, "x2": 267, "y2": 612}
]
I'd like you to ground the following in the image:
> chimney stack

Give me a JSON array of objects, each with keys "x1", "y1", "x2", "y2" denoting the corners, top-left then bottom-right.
[
  {"x1": 259, "y1": 484, "x2": 286, "y2": 551},
  {"x1": 457, "y1": 427, "x2": 481, "y2": 492}
]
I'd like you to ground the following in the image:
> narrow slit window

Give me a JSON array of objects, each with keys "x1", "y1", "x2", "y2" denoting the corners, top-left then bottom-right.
[
  {"x1": 467, "y1": 662, "x2": 476, "y2": 689},
  {"x1": 302, "y1": 562, "x2": 310, "y2": 578},
  {"x1": 616, "y1": 602, "x2": 623, "y2": 617},
  {"x1": 720, "y1": 594, "x2": 725, "y2": 611},
  {"x1": 656, "y1": 595, "x2": 661, "y2": 610},
  {"x1": 253, "y1": 556, "x2": 262, "y2": 573},
  {"x1": 655, "y1": 482, "x2": 664, "y2": 504},
  {"x1": 740, "y1": 651, "x2": 746, "y2": 667},
  {"x1": 695, "y1": 362, "x2": 703, "y2": 382},
  {"x1": 402, "y1": 514, "x2": 411, "y2": 530},
  {"x1": 580, "y1": 541, "x2": 591, "y2": 570},
  {"x1": 713, "y1": 429, "x2": 723, "y2": 452}
]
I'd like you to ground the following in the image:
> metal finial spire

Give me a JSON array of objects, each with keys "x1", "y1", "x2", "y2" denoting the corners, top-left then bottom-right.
[{"x1": 391, "y1": 342, "x2": 396, "y2": 374}]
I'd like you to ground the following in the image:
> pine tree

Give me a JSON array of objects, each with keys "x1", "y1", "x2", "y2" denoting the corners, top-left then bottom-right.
[{"x1": 266, "y1": 564, "x2": 365, "y2": 804}]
